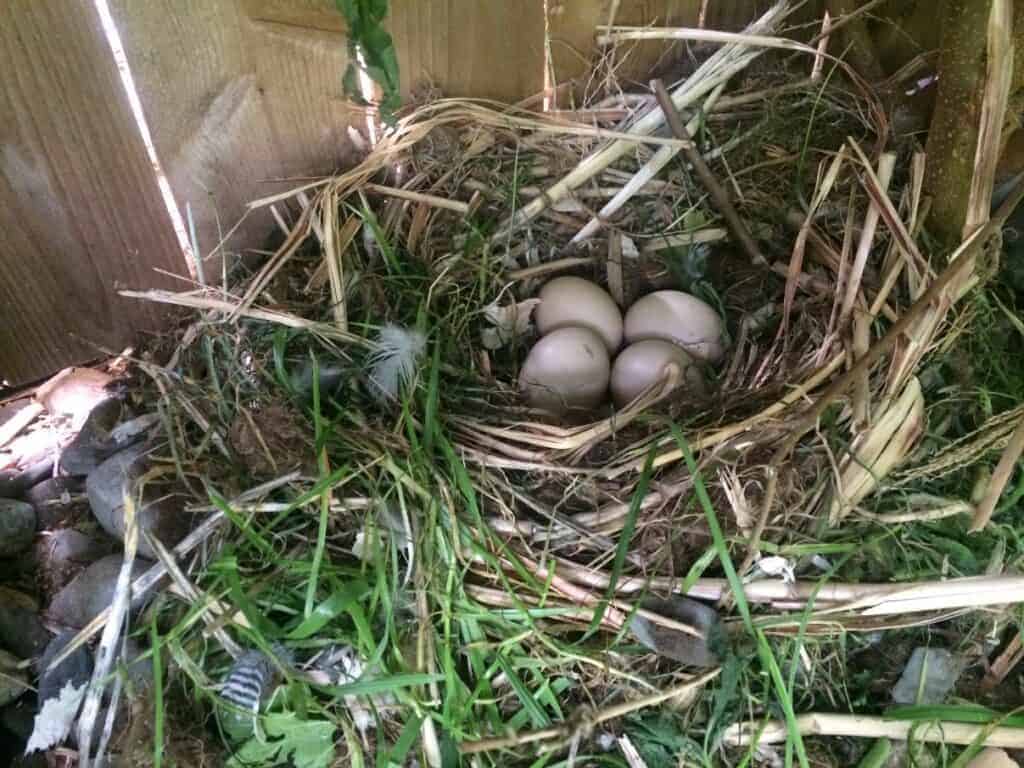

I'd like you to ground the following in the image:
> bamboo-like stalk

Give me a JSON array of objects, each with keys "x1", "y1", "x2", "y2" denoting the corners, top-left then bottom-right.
[
  {"x1": 595, "y1": 27, "x2": 812, "y2": 55},
  {"x1": 571, "y1": 84, "x2": 725, "y2": 244},
  {"x1": 76, "y1": 488, "x2": 139, "y2": 768},
  {"x1": 971, "y1": 412, "x2": 1024, "y2": 530},
  {"x1": 839, "y1": 153, "x2": 896, "y2": 326},
  {"x1": 550, "y1": 556, "x2": 1024, "y2": 617},
  {"x1": 723, "y1": 713, "x2": 1024, "y2": 748},
  {"x1": 365, "y1": 183, "x2": 470, "y2": 213},
  {"x1": 492, "y1": 2, "x2": 789, "y2": 242},
  {"x1": 828, "y1": 376, "x2": 924, "y2": 524}
]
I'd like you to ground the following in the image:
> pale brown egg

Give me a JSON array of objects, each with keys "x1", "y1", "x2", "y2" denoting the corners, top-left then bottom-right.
[
  {"x1": 965, "y1": 749, "x2": 1020, "y2": 768},
  {"x1": 624, "y1": 290, "x2": 725, "y2": 363},
  {"x1": 534, "y1": 277, "x2": 623, "y2": 352},
  {"x1": 610, "y1": 340, "x2": 705, "y2": 408},
  {"x1": 520, "y1": 327, "x2": 610, "y2": 414}
]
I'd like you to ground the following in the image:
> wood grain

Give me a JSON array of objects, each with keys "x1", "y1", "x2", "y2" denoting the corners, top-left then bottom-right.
[
  {"x1": 108, "y1": 0, "x2": 359, "y2": 270},
  {"x1": 0, "y1": 0, "x2": 187, "y2": 386}
]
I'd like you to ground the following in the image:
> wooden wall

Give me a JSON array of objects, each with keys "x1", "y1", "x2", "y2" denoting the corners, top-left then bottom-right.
[
  {"x1": 1, "y1": 0, "x2": 776, "y2": 386},
  {"x1": 0, "y1": 0, "x2": 187, "y2": 386}
]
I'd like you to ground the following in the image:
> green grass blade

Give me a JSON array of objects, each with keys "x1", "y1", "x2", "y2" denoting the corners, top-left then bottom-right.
[
  {"x1": 288, "y1": 580, "x2": 369, "y2": 639},
  {"x1": 151, "y1": 614, "x2": 164, "y2": 768},
  {"x1": 670, "y1": 425, "x2": 808, "y2": 768},
  {"x1": 326, "y1": 673, "x2": 445, "y2": 698},
  {"x1": 495, "y1": 652, "x2": 551, "y2": 728},
  {"x1": 588, "y1": 447, "x2": 656, "y2": 634}
]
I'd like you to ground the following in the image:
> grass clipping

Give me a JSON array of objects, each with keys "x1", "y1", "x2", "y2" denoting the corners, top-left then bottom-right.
[{"x1": 113, "y1": 2, "x2": 1024, "y2": 766}]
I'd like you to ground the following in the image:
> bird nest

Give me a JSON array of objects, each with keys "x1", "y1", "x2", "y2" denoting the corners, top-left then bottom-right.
[{"x1": 99, "y1": 2, "x2": 1024, "y2": 764}]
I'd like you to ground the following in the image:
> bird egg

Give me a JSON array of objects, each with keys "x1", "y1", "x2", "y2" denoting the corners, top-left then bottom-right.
[
  {"x1": 534, "y1": 277, "x2": 623, "y2": 352},
  {"x1": 520, "y1": 326, "x2": 610, "y2": 414},
  {"x1": 624, "y1": 290, "x2": 725, "y2": 363}
]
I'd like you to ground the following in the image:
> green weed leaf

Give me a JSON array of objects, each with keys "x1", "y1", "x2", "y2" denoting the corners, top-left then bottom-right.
[{"x1": 227, "y1": 712, "x2": 335, "y2": 768}]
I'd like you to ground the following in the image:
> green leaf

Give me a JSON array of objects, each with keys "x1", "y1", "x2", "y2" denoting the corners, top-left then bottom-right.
[
  {"x1": 336, "y1": 0, "x2": 401, "y2": 123},
  {"x1": 227, "y1": 712, "x2": 335, "y2": 768},
  {"x1": 287, "y1": 579, "x2": 369, "y2": 639}
]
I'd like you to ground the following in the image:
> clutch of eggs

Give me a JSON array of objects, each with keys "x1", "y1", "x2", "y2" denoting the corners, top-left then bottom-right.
[{"x1": 520, "y1": 278, "x2": 723, "y2": 414}]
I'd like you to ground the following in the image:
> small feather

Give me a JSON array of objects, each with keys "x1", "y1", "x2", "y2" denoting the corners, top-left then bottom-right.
[
  {"x1": 366, "y1": 324, "x2": 426, "y2": 402},
  {"x1": 26, "y1": 680, "x2": 87, "y2": 754}
]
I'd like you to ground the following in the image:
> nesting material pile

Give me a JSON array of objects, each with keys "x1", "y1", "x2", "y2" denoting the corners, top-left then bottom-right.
[{"x1": 8, "y1": 0, "x2": 1024, "y2": 765}]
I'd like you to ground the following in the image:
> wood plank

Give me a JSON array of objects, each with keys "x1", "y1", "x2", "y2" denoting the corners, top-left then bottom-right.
[
  {"x1": 0, "y1": 0, "x2": 187, "y2": 386},
  {"x1": 549, "y1": 0, "x2": 703, "y2": 100},
  {"x1": 108, "y1": 0, "x2": 361, "y2": 269}
]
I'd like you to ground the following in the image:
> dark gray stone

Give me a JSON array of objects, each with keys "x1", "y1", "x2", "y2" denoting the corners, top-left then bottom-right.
[
  {"x1": 0, "y1": 587, "x2": 49, "y2": 659},
  {"x1": 36, "y1": 528, "x2": 117, "y2": 598},
  {"x1": 290, "y1": 361, "x2": 346, "y2": 402},
  {"x1": 122, "y1": 637, "x2": 154, "y2": 693},
  {"x1": 60, "y1": 398, "x2": 147, "y2": 476},
  {"x1": 0, "y1": 650, "x2": 28, "y2": 706},
  {"x1": 0, "y1": 694, "x2": 37, "y2": 741},
  {"x1": 0, "y1": 499, "x2": 35, "y2": 557},
  {"x1": 24, "y1": 477, "x2": 87, "y2": 530},
  {"x1": 47, "y1": 555, "x2": 156, "y2": 629},
  {"x1": 0, "y1": 470, "x2": 23, "y2": 499},
  {"x1": 37, "y1": 630, "x2": 92, "y2": 704},
  {"x1": 17, "y1": 460, "x2": 55, "y2": 491},
  {"x1": 87, "y1": 446, "x2": 195, "y2": 560},
  {"x1": 629, "y1": 595, "x2": 722, "y2": 668}
]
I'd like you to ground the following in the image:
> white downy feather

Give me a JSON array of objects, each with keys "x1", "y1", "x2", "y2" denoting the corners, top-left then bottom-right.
[
  {"x1": 367, "y1": 324, "x2": 426, "y2": 402},
  {"x1": 26, "y1": 680, "x2": 86, "y2": 753}
]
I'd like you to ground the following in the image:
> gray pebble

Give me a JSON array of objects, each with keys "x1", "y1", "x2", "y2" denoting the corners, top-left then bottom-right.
[
  {"x1": 892, "y1": 647, "x2": 961, "y2": 705},
  {"x1": 47, "y1": 555, "x2": 156, "y2": 629},
  {"x1": 37, "y1": 630, "x2": 93, "y2": 703},
  {"x1": 86, "y1": 446, "x2": 195, "y2": 560},
  {"x1": 0, "y1": 499, "x2": 36, "y2": 557},
  {"x1": 24, "y1": 477, "x2": 87, "y2": 530},
  {"x1": 0, "y1": 587, "x2": 49, "y2": 659}
]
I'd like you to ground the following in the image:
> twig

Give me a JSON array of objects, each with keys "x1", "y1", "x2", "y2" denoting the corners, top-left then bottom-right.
[
  {"x1": 76, "y1": 489, "x2": 139, "y2": 768},
  {"x1": 808, "y1": 0, "x2": 889, "y2": 47},
  {"x1": 971, "y1": 412, "x2": 1024, "y2": 530},
  {"x1": 981, "y1": 632, "x2": 1024, "y2": 693},
  {"x1": 840, "y1": 152, "x2": 896, "y2": 327},
  {"x1": 810, "y1": 11, "x2": 831, "y2": 82},
  {"x1": 460, "y1": 668, "x2": 719, "y2": 754},
  {"x1": 651, "y1": 79, "x2": 767, "y2": 268},
  {"x1": 723, "y1": 712, "x2": 1024, "y2": 749},
  {"x1": 365, "y1": 183, "x2": 470, "y2": 213},
  {"x1": 0, "y1": 402, "x2": 43, "y2": 449}
]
